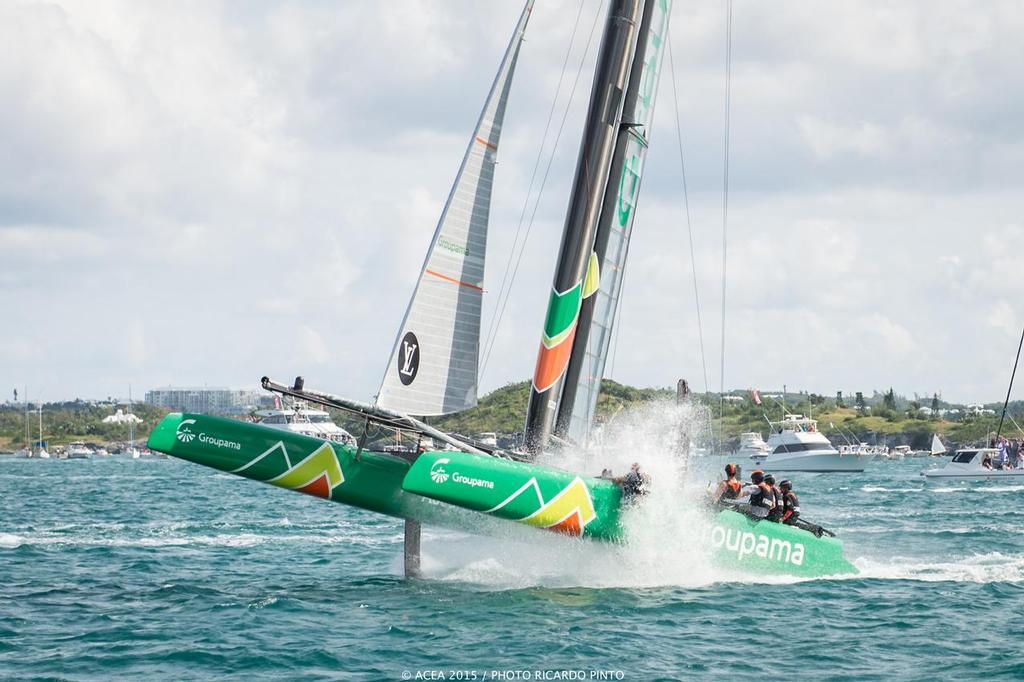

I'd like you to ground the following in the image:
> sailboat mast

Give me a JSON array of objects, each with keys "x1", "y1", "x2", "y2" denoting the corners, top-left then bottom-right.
[
  {"x1": 556, "y1": 0, "x2": 671, "y2": 441},
  {"x1": 524, "y1": 0, "x2": 644, "y2": 454}
]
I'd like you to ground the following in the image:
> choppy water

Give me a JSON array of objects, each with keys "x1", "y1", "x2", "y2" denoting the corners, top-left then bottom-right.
[{"x1": 2, "y1": 453, "x2": 1024, "y2": 680}]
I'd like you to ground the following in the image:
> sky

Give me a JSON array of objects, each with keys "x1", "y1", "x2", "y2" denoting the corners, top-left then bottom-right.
[{"x1": 1, "y1": 0, "x2": 1022, "y2": 406}]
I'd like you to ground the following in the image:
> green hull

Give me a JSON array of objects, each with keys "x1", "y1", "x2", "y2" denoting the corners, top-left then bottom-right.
[
  {"x1": 147, "y1": 413, "x2": 857, "y2": 577},
  {"x1": 147, "y1": 413, "x2": 624, "y2": 539},
  {"x1": 708, "y1": 510, "x2": 858, "y2": 577}
]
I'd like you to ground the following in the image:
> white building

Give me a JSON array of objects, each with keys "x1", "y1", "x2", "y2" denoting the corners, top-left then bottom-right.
[
  {"x1": 144, "y1": 387, "x2": 273, "y2": 415},
  {"x1": 102, "y1": 409, "x2": 143, "y2": 424}
]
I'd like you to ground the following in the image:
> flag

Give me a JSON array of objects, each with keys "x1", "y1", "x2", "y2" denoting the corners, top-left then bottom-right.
[{"x1": 751, "y1": 389, "x2": 761, "y2": 405}]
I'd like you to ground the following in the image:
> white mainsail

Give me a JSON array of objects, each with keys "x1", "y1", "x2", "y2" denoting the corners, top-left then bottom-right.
[
  {"x1": 931, "y1": 434, "x2": 946, "y2": 456},
  {"x1": 377, "y1": 1, "x2": 532, "y2": 416}
]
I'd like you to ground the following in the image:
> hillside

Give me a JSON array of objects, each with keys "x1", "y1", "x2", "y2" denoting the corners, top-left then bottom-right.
[{"x1": 432, "y1": 380, "x2": 674, "y2": 434}]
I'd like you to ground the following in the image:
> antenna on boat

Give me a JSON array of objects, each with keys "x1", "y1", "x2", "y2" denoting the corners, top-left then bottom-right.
[{"x1": 996, "y1": 322, "x2": 1024, "y2": 439}]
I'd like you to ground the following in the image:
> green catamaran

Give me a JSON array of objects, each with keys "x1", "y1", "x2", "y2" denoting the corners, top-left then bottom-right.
[{"x1": 148, "y1": 0, "x2": 857, "y2": 578}]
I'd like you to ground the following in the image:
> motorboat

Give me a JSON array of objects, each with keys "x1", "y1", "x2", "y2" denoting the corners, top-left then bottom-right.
[
  {"x1": 254, "y1": 406, "x2": 357, "y2": 445},
  {"x1": 66, "y1": 442, "x2": 91, "y2": 459},
  {"x1": 737, "y1": 431, "x2": 771, "y2": 459},
  {"x1": 751, "y1": 414, "x2": 874, "y2": 472},
  {"x1": 883, "y1": 445, "x2": 910, "y2": 460},
  {"x1": 921, "y1": 448, "x2": 1024, "y2": 481}
]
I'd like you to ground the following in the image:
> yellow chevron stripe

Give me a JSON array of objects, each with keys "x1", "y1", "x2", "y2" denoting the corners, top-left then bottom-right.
[
  {"x1": 267, "y1": 442, "x2": 344, "y2": 491},
  {"x1": 520, "y1": 477, "x2": 596, "y2": 529}
]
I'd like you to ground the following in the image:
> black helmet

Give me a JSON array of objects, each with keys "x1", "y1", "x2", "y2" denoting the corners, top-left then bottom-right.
[
  {"x1": 750, "y1": 470, "x2": 765, "y2": 484},
  {"x1": 779, "y1": 479, "x2": 792, "y2": 491},
  {"x1": 764, "y1": 474, "x2": 776, "y2": 485}
]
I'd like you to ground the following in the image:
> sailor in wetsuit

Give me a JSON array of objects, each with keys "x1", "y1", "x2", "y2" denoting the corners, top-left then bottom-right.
[
  {"x1": 779, "y1": 479, "x2": 800, "y2": 525},
  {"x1": 616, "y1": 462, "x2": 650, "y2": 500},
  {"x1": 738, "y1": 469, "x2": 775, "y2": 520},
  {"x1": 764, "y1": 473, "x2": 784, "y2": 522},
  {"x1": 713, "y1": 463, "x2": 743, "y2": 505}
]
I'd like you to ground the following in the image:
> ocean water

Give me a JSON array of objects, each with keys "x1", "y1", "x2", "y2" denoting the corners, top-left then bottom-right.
[{"x1": 2, "y1": 452, "x2": 1024, "y2": 681}]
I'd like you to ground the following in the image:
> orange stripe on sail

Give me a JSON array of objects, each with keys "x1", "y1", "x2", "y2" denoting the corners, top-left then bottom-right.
[
  {"x1": 475, "y1": 136, "x2": 498, "y2": 151},
  {"x1": 425, "y1": 268, "x2": 484, "y2": 291}
]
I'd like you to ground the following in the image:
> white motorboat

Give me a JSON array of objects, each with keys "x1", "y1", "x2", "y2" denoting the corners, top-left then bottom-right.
[
  {"x1": 254, "y1": 405, "x2": 357, "y2": 445},
  {"x1": 883, "y1": 445, "x2": 910, "y2": 460},
  {"x1": 921, "y1": 448, "x2": 1024, "y2": 481},
  {"x1": 751, "y1": 414, "x2": 875, "y2": 472},
  {"x1": 737, "y1": 431, "x2": 770, "y2": 459},
  {"x1": 66, "y1": 442, "x2": 91, "y2": 459}
]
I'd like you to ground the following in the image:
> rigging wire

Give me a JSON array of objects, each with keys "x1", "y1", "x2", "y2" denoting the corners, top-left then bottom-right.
[
  {"x1": 996, "y1": 321, "x2": 1024, "y2": 439},
  {"x1": 667, "y1": 27, "x2": 709, "y2": 395},
  {"x1": 480, "y1": 0, "x2": 587, "y2": 373},
  {"x1": 481, "y1": 0, "x2": 606, "y2": 377},
  {"x1": 719, "y1": 0, "x2": 734, "y2": 454}
]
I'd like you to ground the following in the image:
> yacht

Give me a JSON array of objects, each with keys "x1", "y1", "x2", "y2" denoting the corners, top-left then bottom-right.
[
  {"x1": 737, "y1": 432, "x2": 771, "y2": 459},
  {"x1": 66, "y1": 442, "x2": 91, "y2": 459},
  {"x1": 750, "y1": 414, "x2": 874, "y2": 472},
  {"x1": 254, "y1": 406, "x2": 357, "y2": 445},
  {"x1": 921, "y1": 448, "x2": 1024, "y2": 481}
]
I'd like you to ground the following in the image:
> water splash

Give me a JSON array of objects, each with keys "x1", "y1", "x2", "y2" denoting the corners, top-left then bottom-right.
[{"x1": 420, "y1": 400, "x2": 744, "y2": 589}]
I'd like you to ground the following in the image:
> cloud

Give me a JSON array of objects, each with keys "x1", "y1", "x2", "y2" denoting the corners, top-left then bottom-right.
[{"x1": 1, "y1": 0, "x2": 1022, "y2": 407}]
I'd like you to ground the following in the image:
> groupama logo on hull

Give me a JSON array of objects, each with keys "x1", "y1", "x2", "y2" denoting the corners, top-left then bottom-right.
[
  {"x1": 175, "y1": 419, "x2": 240, "y2": 450},
  {"x1": 706, "y1": 523, "x2": 806, "y2": 566},
  {"x1": 430, "y1": 458, "x2": 493, "y2": 489}
]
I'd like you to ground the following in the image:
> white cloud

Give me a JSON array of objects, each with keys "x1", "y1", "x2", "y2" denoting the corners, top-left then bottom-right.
[{"x1": 1, "y1": 0, "x2": 1023, "y2": 406}]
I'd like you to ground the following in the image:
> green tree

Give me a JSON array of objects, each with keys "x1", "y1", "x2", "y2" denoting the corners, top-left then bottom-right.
[
  {"x1": 883, "y1": 388, "x2": 897, "y2": 411},
  {"x1": 836, "y1": 391, "x2": 845, "y2": 408},
  {"x1": 855, "y1": 392, "x2": 866, "y2": 410}
]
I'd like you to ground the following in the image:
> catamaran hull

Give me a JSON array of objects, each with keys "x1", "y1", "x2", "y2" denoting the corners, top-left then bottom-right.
[
  {"x1": 709, "y1": 510, "x2": 857, "y2": 577},
  {"x1": 147, "y1": 413, "x2": 857, "y2": 578},
  {"x1": 751, "y1": 452, "x2": 875, "y2": 472},
  {"x1": 147, "y1": 413, "x2": 624, "y2": 539}
]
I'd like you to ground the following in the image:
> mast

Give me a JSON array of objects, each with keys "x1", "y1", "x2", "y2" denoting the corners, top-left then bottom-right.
[
  {"x1": 128, "y1": 385, "x2": 134, "y2": 452},
  {"x1": 524, "y1": 0, "x2": 644, "y2": 454},
  {"x1": 556, "y1": 0, "x2": 672, "y2": 442}
]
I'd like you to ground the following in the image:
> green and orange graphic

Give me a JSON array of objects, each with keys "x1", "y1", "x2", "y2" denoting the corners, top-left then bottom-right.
[
  {"x1": 487, "y1": 476, "x2": 597, "y2": 535},
  {"x1": 532, "y1": 255, "x2": 601, "y2": 393},
  {"x1": 233, "y1": 440, "x2": 345, "y2": 499}
]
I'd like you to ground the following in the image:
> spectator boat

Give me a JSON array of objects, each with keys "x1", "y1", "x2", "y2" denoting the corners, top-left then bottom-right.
[
  {"x1": 921, "y1": 448, "x2": 1024, "y2": 481},
  {"x1": 751, "y1": 415, "x2": 874, "y2": 472}
]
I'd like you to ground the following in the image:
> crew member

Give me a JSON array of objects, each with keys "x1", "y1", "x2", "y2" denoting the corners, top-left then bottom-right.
[
  {"x1": 779, "y1": 479, "x2": 801, "y2": 525},
  {"x1": 764, "y1": 473, "x2": 783, "y2": 522},
  {"x1": 713, "y1": 463, "x2": 743, "y2": 503},
  {"x1": 616, "y1": 462, "x2": 650, "y2": 499},
  {"x1": 739, "y1": 469, "x2": 774, "y2": 519}
]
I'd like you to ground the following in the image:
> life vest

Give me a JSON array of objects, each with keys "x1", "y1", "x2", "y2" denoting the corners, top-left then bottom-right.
[
  {"x1": 781, "y1": 491, "x2": 801, "y2": 522},
  {"x1": 749, "y1": 482, "x2": 775, "y2": 509},
  {"x1": 722, "y1": 479, "x2": 741, "y2": 499}
]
